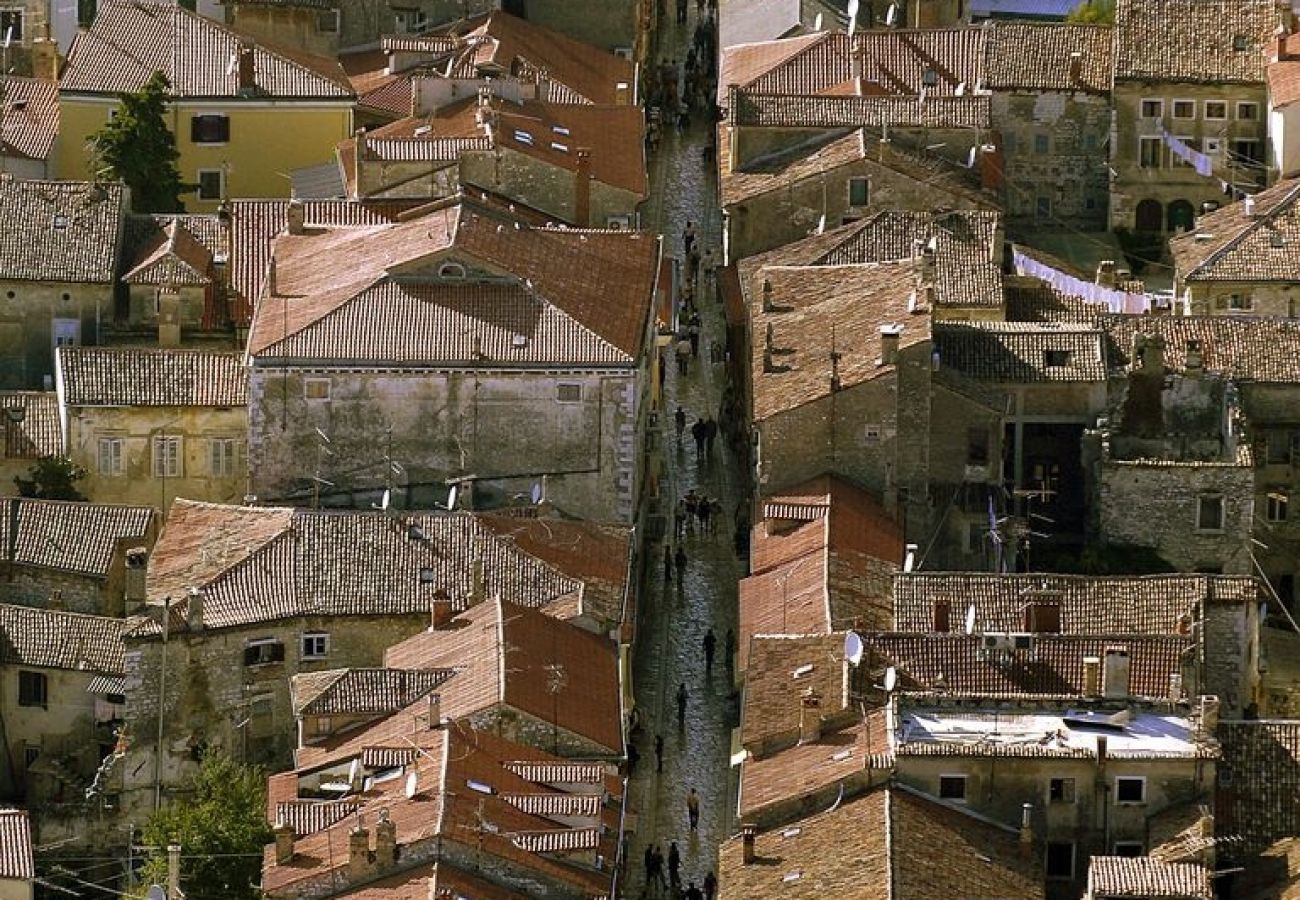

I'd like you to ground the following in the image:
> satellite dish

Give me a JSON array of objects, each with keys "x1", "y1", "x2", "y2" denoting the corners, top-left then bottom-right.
[
  {"x1": 146, "y1": 887, "x2": 167, "y2": 900},
  {"x1": 844, "y1": 631, "x2": 864, "y2": 667},
  {"x1": 813, "y1": 11, "x2": 823, "y2": 30},
  {"x1": 347, "y1": 759, "x2": 360, "y2": 786},
  {"x1": 404, "y1": 771, "x2": 419, "y2": 799},
  {"x1": 846, "y1": 0, "x2": 859, "y2": 36},
  {"x1": 885, "y1": 2, "x2": 898, "y2": 26},
  {"x1": 883, "y1": 666, "x2": 897, "y2": 693},
  {"x1": 447, "y1": 484, "x2": 459, "y2": 510},
  {"x1": 530, "y1": 481, "x2": 543, "y2": 505},
  {"x1": 966, "y1": 146, "x2": 977, "y2": 168},
  {"x1": 955, "y1": 81, "x2": 966, "y2": 96},
  {"x1": 964, "y1": 604, "x2": 977, "y2": 636},
  {"x1": 903, "y1": 543, "x2": 917, "y2": 573}
]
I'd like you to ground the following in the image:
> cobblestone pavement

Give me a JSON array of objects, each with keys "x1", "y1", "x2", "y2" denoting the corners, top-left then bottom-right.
[{"x1": 623, "y1": 7, "x2": 741, "y2": 898}]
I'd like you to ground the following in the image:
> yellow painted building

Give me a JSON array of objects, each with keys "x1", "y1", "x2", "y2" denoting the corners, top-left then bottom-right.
[{"x1": 56, "y1": 0, "x2": 354, "y2": 212}]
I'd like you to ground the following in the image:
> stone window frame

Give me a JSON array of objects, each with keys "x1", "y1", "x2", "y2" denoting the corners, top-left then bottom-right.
[
  {"x1": 196, "y1": 168, "x2": 225, "y2": 202},
  {"x1": 937, "y1": 773, "x2": 968, "y2": 802},
  {"x1": 17, "y1": 670, "x2": 47, "y2": 708},
  {"x1": 209, "y1": 436, "x2": 239, "y2": 478},
  {"x1": 301, "y1": 632, "x2": 330, "y2": 660},
  {"x1": 556, "y1": 382, "x2": 583, "y2": 403},
  {"x1": 1203, "y1": 100, "x2": 1228, "y2": 121},
  {"x1": 1138, "y1": 136, "x2": 1163, "y2": 169},
  {"x1": 846, "y1": 176, "x2": 870, "y2": 208},
  {"x1": 1196, "y1": 494, "x2": 1225, "y2": 532},
  {"x1": 1266, "y1": 491, "x2": 1289, "y2": 524},
  {"x1": 1236, "y1": 101, "x2": 1261, "y2": 122},
  {"x1": 1170, "y1": 99, "x2": 1196, "y2": 120},
  {"x1": 1048, "y1": 776, "x2": 1076, "y2": 803},
  {"x1": 1203, "y1": 136, "x2": 1223, "y2": 157},
  {"x1": 243, "y1": 637, "x2": 285, "y2": 667},
  {"x1": 152, "y1": 434, "x2": 183, "y2": 479},
  {"x1": 1114, "y1": 775, "x2": 1146, "y2": 805},
  {"x1": 189, "y1": 113, "x2": 230, "y2": 145},
  {"x1": 97, "y1": 436, "x2": 126, "y2": 477},
  {"x1": 1170, "y1": 135, "x2": 1197, "y2": 168},
  {"x1": 1138, "y1": 98, "x2": 1164, "y2": 120}
]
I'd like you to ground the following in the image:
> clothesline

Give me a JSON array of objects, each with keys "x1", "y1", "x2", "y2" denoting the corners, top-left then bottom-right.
[
  {"x1": 1012, "y1": 249, "x2": 1150, "y2": 314},
  {"x1": 1157, "y1": 127, "x2": 1256, "y2": 200}
]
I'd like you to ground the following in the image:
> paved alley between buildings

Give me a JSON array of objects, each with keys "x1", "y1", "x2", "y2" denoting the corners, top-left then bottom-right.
[{"x1": 623, "y1": 8, "x2": 741, "y2": 898}]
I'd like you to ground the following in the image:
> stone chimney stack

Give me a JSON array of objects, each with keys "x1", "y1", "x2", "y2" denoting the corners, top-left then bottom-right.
[
  {"x1": 1018, "y1": 803, "x2": 1033, "y2": 860},
  {"x1": 186, "y1": 587, "x2": 205, "y2": 632},
  {"x1": 431, "y1": 595, "x2": 454, "y2": 629},
  {"x1": 879, "y1": 324, "x2": 903, "y2": 366},
  {"x1": 31, "y1": 26, "x2": 59, "y2": 82},
  {"x1": 374, "y1": 810, "x2": 397, "y2": 868},
  {"x1": 124, "y1": 547, "x2": 148, "y2": 615},
  {"x1": 575, "y1": 148, "x2": 593, "y2": 228},
  {"x1": 426, "y1": 693, "x2": 441, "y2": 729},
  {"x1": 273, "y1": 821, "x2": 295, "y2": 864},
  {"x1": 1102, "y1": 647, "x2": 1131, "y2": 699},
  {"x1": 1082, "y1": 655, "x2": 1101, "y2": 697},
  {"x1": 1199, "y1": 695, "x2": 1221, "y2": 735},
  {"x1": 798, "y1": 689, "x2": 822, "y2": 743},
  {"x1": 741, "y1": 825, "x2": 757, "y2": 864},
  {"x1": 286, "y1": 199, "x2": 306, "y2": 236},
  {"x1": 237, "y1": 41, "x2": 257, "y2": 96},
  {"x1": 348, "y1": 823, "x2": 370, "y2": 879}
]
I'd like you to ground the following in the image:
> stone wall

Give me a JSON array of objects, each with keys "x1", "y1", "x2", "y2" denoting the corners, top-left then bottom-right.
[
  {"x1": 1185, "y1": 280, "x2": 1300, "y2": 317},
  {"x1": 1202, "y1": 596, "x2": 1261, "y2": 717},
  {"x1": 0, "y1": 282, "x2": 112, "y2": 390},
  {"x1": 460, "y1": 148, "x2": 642, "y2": 227},
  {"x1": 514, "y1": 0, "x2": 636, "y2": 51}
]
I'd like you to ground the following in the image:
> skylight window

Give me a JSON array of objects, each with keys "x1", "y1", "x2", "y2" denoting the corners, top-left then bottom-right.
[
  {"x1": 551, "y1": 125, "x2": 570, "y2": 136},
  {"x1": 513, "y1": 130, "x2": 533, "y2": 145},
  {"x1": 551, "y1": 142, "x2": 569, "y2": 152}
]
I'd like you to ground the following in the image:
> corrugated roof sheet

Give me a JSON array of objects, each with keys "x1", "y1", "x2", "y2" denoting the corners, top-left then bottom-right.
[{"x1": 57, "y1": 347, "x2": 246, "y2": 407}]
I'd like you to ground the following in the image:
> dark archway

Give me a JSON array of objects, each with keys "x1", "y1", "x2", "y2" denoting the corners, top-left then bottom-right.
[
  {"x1": 1135, "y1": 198, "x2": 1163, "y2": 232},
  {"x1": 1167, "y1": 199, "x2": 1195, "y2": 233}
]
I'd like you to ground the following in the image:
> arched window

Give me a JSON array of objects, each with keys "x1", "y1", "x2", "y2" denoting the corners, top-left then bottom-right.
[
  {"x1": 438, "y1": 262, "x2": 466, "y2": 279},
  {"x1": 1135, "y1": 198, "x2": 1163, "y2": 233}
]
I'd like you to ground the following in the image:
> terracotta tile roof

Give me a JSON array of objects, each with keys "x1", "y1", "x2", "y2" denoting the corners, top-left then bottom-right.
[
  {"x1": 1101, "y1": 315, "x2": 1300, "y2": 382},
  {"x1": 1169, "y1": 178, "x2": 1300, "y2": 282},
  {"x1": 0, "y1": 603, "x2": 127, "y2": 674},
  {"x1": 1087, "y1": 857, "x2": 1213, "y2": 899},
  {"x1": 0, "y1": 179, "x2": 126, "y2": 283},
  {"x1": 57, "y1": 347, "x2": 246, "y2": 407},
  {"x1": 477, "y1": 515, "x2": 630, "y2": 631},
  {"x1": 816, "y1": 209, "x2": 1004, "y2": 308},
  {"x1": 1269, "y1": 35, "x2": 1300, "y2": 107},
  {"x1": 933, "y1": 322, "x2": 1107, "y2": 382},
  {"x1": 493, "y1": 100, "x2": 647, "y2": 197},
  {"x1": 863, "y1": 632, "x2": 1191, "y2": 698},
  {"x1": 0, "y1": 76, "x2": 59, "y2": 161},
  {"x1": 721, "y1": 787, "x2": 1042, "y2": 899},
  {"x1": 717, "y1": 33, "x2": 829, "y2": 105},
  {"x1": 61, "y1": 1, "x2": 353, "y2": 98},
  {"x1": 246, "y1": 200, "x2": 659, "y2": 362},
  {"x1": 741, "y1": 634, "x2": 850, "y2": 749},
  {"x1": 0, "y1": 392, "x2": 63, "y2": 458},
  {"x1": 719, "y1": 128, "x2": 863, "y2": 208},
  {"x1": 383, "y1": 596, "x2": 623, "y2": 754},
  {"x1": 228, "y1": 198, "x2": 425, "y2": 324},
  {"x1": 730, "y1": 90, "x2": 993, "y2": 129},
  {"x1": 746, "y1": 259, "x2": 929, "y2": 421},
  {"x1": 0, "y1": 496, "x2": 155, "y2": 577},
  {"x1": 339, "y1": 862, "x2": 532, "y2": 900},
  {"x1": 855, "y1": 28, "x2": 985, "y2": 97},
  {"x1": 0, "y1": 809, "x2": 33, "y2": 881},
  {"x1": 983, "y1": 22, "x2": 1113, "y2": 93},
  {"x1": 263, "y1": 725, "x2": 618, "y2": 898},
  {"x1": 122, "y1": 219, "x2": 215, "y2": 286},
  {"x1": 1113, "y1": 0, "x2": 1279, "y2": 84},
  {"x1": 291, "y1": 667, "x2": 457, "y2": 716},
  {"x1": 273, "y1": 798, "x2": 356, "y2": 836},
  {"x1": 1005, "y1": 282, "x2": 1107, "y2": 324},
  {"x1": 137, "y1": 503, "x2": 594, "y2": 635},
  {"x1": 892, "y1": 573, "x2": 1256, "y2": 634},
  {"x1": 1217, "y1": 721, "x2": 1300, "y2": 852},
  {"x1": 741, "y1": 31, "x2": 853, "y2": 96}
]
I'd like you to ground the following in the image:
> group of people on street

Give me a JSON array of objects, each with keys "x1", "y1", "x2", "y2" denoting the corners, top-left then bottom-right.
[{"x1": 643, "y1": 840, "x2": 717, "y2": 898}]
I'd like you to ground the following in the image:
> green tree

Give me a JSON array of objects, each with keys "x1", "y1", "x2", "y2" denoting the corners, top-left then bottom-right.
[
  {"x1": 138, "y1": 753, "x2": 271, "y2": 900},
  {"x1": 1066, "y1": 0, "x2": 1115, "y2": 23},
  {"x1": 14, "y1": 456, "x2": 87, "y2": 500},
  {"x1": 88, "y1": 70, "x2": 189, "y2": 213}
]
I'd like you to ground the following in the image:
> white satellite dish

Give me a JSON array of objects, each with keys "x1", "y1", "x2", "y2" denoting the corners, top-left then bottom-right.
[
  {"x1": 146, "y1": 886, "x2": 167, "y2": 900},
  {"x1": 903, "y1": 543, "x2": 917, "y2": 573},
  {"x1": 404, "y1": 771, "x2": 419, "y2": 799},
  {"x1": 966, "y1": 146, "x2": 977, "y2": 168},
  {"x1": 530, "y1": 481, "x2": 543, "y2": 505},
  {"x1": 813, "y1": 11, "x2": 823, "y2": 30},
  {"x1": 847, "y1": 0, "x2": 859, "y2": 36},
  {"x1": 447, "y1": 484, "x2": 459, "y2": 510},
  {"x1": 964, "y1": 604, "x2": 977, "y2": 636},
  {"x1": 885, "y1": 3, "x2": 898, "y2": 26},
  {"x1": 844, "y1": 631, "x2": 864, "y2": 667},
  {"x1": 883, "y1": 665, "x2": 897, "y2": 693},
  {"x1": 347, "y1": 758, "x2": 360, "y2": 786},
  {"x1": 375, "y1": 488, "x2": 391, "y2": 511}
]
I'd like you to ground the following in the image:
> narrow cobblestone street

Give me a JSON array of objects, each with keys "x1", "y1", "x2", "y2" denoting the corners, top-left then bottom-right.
[{"x1": 623, "y1": 6, "x2": 740, "y2": 896}]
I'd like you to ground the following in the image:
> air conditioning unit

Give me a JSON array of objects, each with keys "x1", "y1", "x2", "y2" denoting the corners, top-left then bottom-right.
[
  {"x1": 982, "y1": 633, "x2": 1013, "y2": 653},
  {"x1": 606, "y1": 214, "x2": 634, "y2": 230}
]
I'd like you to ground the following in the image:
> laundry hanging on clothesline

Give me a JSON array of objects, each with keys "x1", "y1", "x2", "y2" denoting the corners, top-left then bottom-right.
[
  {"x1": 1012, "y1": 249, "x2": 1150, "y2": 314},
  {"x1": 1158, "y1": 127, "x2": 1214, "y2": 177}
]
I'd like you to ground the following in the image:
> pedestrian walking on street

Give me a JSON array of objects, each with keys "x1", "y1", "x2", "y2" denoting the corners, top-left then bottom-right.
[
  {"x1": 691, "y1": 418, "x2": 706, "y2": 455},
  {"x1": 655, "y1": 733, "x2": 664, "y2": 772},
  {"x1": 688, "y1": 321, "x2": 700, "y2": 356},
  {"x1": 703, "y1": 628, "x2": 716, "y2": 672},
  {"x1": 674, "y1": 499, "x2": 686, "y2": 538},
  {"x1": 649, "y1": 845, "x2": 668, "y2": 894},
  {"x1": 663, "y1": 544, "x2": 673, "y2": 583},
  {"x1": 703, "y1": 417, "x2": 717, "y2": 456},
  {"x1": 683, "y1": 220, "x2": 696, "y2": 256},
  {"x1": 687, "y1": 787, "x2": 700, "y2": 830},
  {"x1": 696, "y1": 495, "x2": 711, "y2": 532},
  {"x1": 703, "y1": 870, "x2": 717, "y2": 900},
  {"x1": 676, "y1": 682, "x2": 688, "y2": 728},
  {"x1": 684, "y1": 882, "x2": 704, "y2": 900},
  {"x1": 668, "y1": 841, "x2": 682, "y2": 888},
  {"x1": 674, "y1": 405, "x2": 686, "y2": 444},
  {"x1": 644, "y1": 845, "x2": 656, "y2": 892},
  {"x1": 627, "y1": 741, "x2": 640, "y2": 777},
  {"x1": 675, "y1": 337, "x2": 691, "y2": 375},
  {"x1": 674, "y1": 545, "x2": 686, "y2": 590}
]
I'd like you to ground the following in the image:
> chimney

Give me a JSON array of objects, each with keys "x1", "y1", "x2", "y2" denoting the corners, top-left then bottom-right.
[
  {"x1": 615, "y1": 81, "x2": 631, "y2": 105},
  {"x1": 157, "y1": 287, "x2": 181, "y2": 347},
  {"x1": 273, "y1": 821, "x2": 295, "y2": 864},
  {"x1": 762, "y1": 278, "x2": 774, "y2": 312},
  {"x1": 426, "y1": 693, "x2": 441, "y2": 729},
  {"x1": 1185, "y1": 338, "x2": 1204, "y2": 372},
  {"x1": 1244, "y1": 194, "x2": 1259, "y2": 218},
  {"x1": 741, "y1": 825, "x2": 757, "y2": 864},
  {"x1": 1095, "y1": 734, "x2": 1108, "y2": 769},
  {"x1": 1199, "y1": 695, "x2": 1220, "y2": 735},
  {"x1": 125, "y1": 547, "x2": 148, "y2": 615},
  {"x1": 1169, "y1": 672, "x2": 1184, "y2": 702},
  {"x1": 1139, "y1": 333, "x2": 1165, "y2": 374},
  {"x1": 469, "y1": 554, "x2": 485, "y2": 604},
  {"x1": 1096, "y1": 259, "x2": 1117, "y2": 288},
  {"x1": 48, "y1": 589, "x2": 64, "y2": 611},
  {"x1": 237, "y1": 41, "x2": 257, "y2": 96},
  {"x1": 348, "y1": 824, "x2": 370, "y2": 879},
  {"x1": 798, "y1": 688, "x2": 822, "y2": 743},
  {"x1": 286, "y1": 199, "x2": 306, "y2": 236},
  {"x1": 933, "y1": 599, "x2": 950, "y2": 633},
  {"x1": 431, "y1": 594, "x2": 454, "y2": 629},
  {"x1": 1082, "y1": 656, "x2": 1101, "y2": 698},
  {"x1": 879, "y1": 324, "x2": 902, "y2": 366},
  {"x1": 1068, "y1": 51, "x2": 1083, "y2": 84},
  {"x1": 978, "y1": 141, "x2": 1004, "y2": 193},
  {"x1": 374, "y1": 810, "x2": 397, "y2": 868},
  {"x1": 1102, "y1": 647, "x2": 1130, "y2": 699},
  {"x1": 186, "y1": 587, "x2": 205, "y2": 632},
  {"x1": 1018, "y1": 803, "x2": 1033, "y2": 860},
  {"x1": 919, "y1": 242, "x2": 936, "y2": 281},
  {"x1": 31, "y1": 32, "x2": 59, "y2": 82},
  {"x1": 574, "y1": 148, "x2": 593, "y2": 228}
]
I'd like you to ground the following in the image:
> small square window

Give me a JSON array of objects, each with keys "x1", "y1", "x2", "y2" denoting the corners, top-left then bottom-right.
[
  {"x1": 1044, "y1": 349, "x2": 1072, "y2": 367},
  {"x1": 0, "y1": 9, "x2": 23, "y2": 42},
  {"x1": 1204, "y1": 137, "x2": 1223, "y2": 156},
  {"x1": 1172, "y1": 100, "x2": 1195, "y2": 119},
  {"x1": 1114, "y1": 842, "x2": 1144, "y2": 857},
  {"x1": 1034, "y1": 134, "x2": 1050, "y2": 155},
  {"x1": 1205, "y1": 101, "x2": 1227, "y2": 120},
  {"x1": 190, "y1": 114, "x2": 230, "y2": 144},
  {"x1": 1267, "y1": 492, "x2": 1289, "y2": 523},
  {"x1": 1140, "y1": 99, "x2": 1163, "y2": 119},
  {"x1": 1237, "y1": 101, "x2": 1260, "y2": 122},
  {"x1": 1048, "y1": 777, "x2": 1076, "y2": 803},
  {"x1": 318, "y1": 8, "x2": 339, "y2": 31},
  {"x1": 922, "y1": 68, "x2": 938, "y2": 87},
  {"x1": 848, "y1": 177, "x2": 869, "y2": 207},
  {"x1": 304, "y1": 379, "x2": 330, "y2": 401},
  {"x1": 1036, "y1": 196, "x2": 1052, "y2": 219},
  {"x1": 1171, "y1": 136, "x2": 1197, "y2": 167},
  {"x1": 1197, "y1": 495, "x2": 1224, "y2": 531},
  {"x1": 864, "y1": 424, "x2": 881, "y2": 442},
  {"x1": 556, "y1": 383, "x2": 582, "y2": 403},
  {"x1": 197, "y1": 169, "x2": 224, "y2": 201},
  {"x1": 243, "y1": 639, "x2": 285, "y2": 666},
  {"x1": 1115, "y1": 776, "x2": 1146, "y2": 804},
  {"x1": 18, "y1": 670, "x2": 47, "y2": 708},
  {"x1": 302, "y1": 633, "x2": 329, "y2": 659},
  {"x1": 1045, "y1": 842, "x2": 1074, "y2": 879},
  {"x1": 938, "y1": 774, "x2": 967, "y2": 801}
]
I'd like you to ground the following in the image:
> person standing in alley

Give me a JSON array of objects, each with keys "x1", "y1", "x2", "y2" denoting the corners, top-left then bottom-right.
[
  {"x1": 676, "y1": 682, "x2": 688, "y2": 727},
  {"x1": 686, "y1": 787, "x2": 700, "y2": 830},
  {"x1": 703, "y1": 628, "x2": 716, "y2": 673},
  {"x1": 668, "y1": 841, "x2": 682, "y2": 889},
  {"x1": 626, "y1": 741, "x2": 640, "y2": 777},
  {"x1": 683, "y1": 220, "x2": 696, "y2": 256},
  {"x1": 644, "y1": 844, "x2": 656, "y2": 893},
  {"x1": 675, "y1": 335, "x2": 691, "y2": 375},
  {"x1": 703, "y1": 417, "x2": 717, "y2": 457},
  {"x1": 696, "y1": 494, "x2": 711, "y2": 533},
  {"x1": 691, "y1": 417, "x2": 706, "y2": 455},
  {"x1": 703, "y1": 869, "x2": 717, "y2": 900},
  {"x1": 655, "y1": 733, "x2": 664, "y2": 772},
  {"x1": 674, "y1": 544, "x2": 686, "y2": 591},
  {"x1": 663, "y1": 543, "x2": 673, "y2": 585},
  {"x1": 674, "y1": 404, "x2": 686, "y2": 444},
  {"x1": 684, "y1": 882, "x2": 704, "y2": 900}
]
